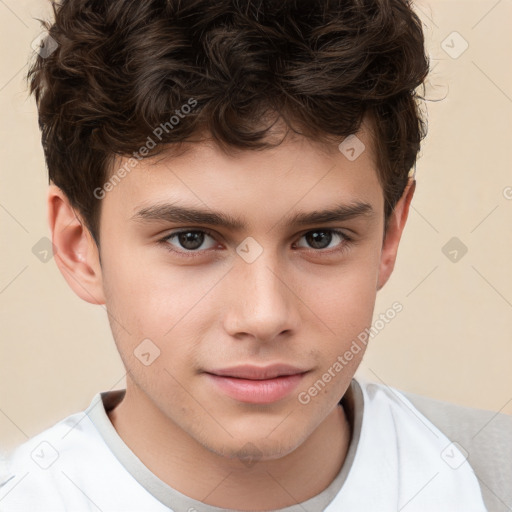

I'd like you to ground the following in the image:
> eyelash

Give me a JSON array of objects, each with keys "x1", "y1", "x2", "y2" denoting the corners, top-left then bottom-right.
[{"x1": 158, "y1": 228, "x2": 354, "y2": 259}]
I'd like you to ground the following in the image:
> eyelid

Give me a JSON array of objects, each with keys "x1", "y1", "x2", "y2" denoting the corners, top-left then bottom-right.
[{"x1": 295, "y1": 227, "x2": 351, "y2": 239}]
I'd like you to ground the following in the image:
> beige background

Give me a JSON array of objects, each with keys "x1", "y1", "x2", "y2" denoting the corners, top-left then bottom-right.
[{"x1": 1, "y1": 0, "x2": 511, "y2": 452}]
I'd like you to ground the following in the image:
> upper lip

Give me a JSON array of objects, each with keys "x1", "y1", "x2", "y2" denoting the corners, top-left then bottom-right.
[{"x1": 207, "y1": 364, "x2": 309, "y2": 380}]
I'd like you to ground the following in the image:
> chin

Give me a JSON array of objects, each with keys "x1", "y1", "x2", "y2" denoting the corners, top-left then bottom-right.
[{"x1": 204, "y1": 429, "x2": 307, "y2": 466}]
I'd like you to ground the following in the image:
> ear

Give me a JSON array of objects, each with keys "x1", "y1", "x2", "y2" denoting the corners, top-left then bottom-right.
[
  {"x1": 377, "y1": 178, "x2": 416, "y2": 291},
  {"x1": 48, "y1": 184, "x2": 106, "y2": 305}
]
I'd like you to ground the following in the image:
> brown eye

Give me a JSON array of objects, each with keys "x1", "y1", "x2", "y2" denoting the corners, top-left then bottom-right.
[
  {"x1": 163, "y1": 230, "x2": 217, "y2": 252},
  {"x1": 176, "y1": 231, "x2": 205, "y2": 250},
  {"x1": 295, "y1": 229, "x2": 349, "y2": 250}
]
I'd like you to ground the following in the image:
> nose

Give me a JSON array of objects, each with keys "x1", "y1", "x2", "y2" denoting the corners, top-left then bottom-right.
[{"x1": 222, "y1": 253, "x2": 301, "y2": 343}]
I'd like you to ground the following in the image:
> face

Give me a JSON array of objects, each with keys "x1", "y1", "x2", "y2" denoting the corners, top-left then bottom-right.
[{"x1": 52, "y1": 118, "x2": 412, "y2": 463}]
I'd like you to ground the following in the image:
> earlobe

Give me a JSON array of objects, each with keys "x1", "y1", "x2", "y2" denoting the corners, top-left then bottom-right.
[
  {"x1": 48, "y1": 184, "x2": 106, "y2": 305},
  {"x1": 376, "y1": 178, "x2": 416, "y2": 291}
]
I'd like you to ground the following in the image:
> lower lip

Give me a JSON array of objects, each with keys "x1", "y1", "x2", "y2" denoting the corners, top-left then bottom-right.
[{"x1": 205, "y1": 372, "x2": 306, "y2": 404}]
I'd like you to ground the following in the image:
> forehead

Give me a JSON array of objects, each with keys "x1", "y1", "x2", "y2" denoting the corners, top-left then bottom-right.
[{"x1": 101, "y1": 120, "x2": 383, "y2": 228}]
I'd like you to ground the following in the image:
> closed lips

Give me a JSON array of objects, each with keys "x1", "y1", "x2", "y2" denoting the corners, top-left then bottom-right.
[{"x1": 207, "y1": 364, "x2": 309, "y2": 380}]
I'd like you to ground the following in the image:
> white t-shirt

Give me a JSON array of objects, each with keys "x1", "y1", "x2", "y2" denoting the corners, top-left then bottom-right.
[{"x1": 0, "y1": 378, "x2": 487, "y2": 511}]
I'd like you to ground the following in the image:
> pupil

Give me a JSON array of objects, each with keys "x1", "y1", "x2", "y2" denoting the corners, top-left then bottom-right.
[
  {"x1": 179, "y1": 231, "x2": 204, "y2": 250},
  {"x1": 306, "y1": 231, "x2": 332, "y2": 249}
]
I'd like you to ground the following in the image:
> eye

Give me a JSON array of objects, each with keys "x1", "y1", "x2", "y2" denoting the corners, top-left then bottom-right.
[
  {"x1": 158, "y1": 227, "x2": 353, "y2": 258},
  {"x1": 293, "y1": 229, "x2": 352, "y2": 251},
  {"x1": 161, "y1": 229, "x2": 219, "y2": 254}
]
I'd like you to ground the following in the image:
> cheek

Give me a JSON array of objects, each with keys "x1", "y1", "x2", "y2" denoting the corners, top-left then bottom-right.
[
  {"x1": 101, "y1": 249, "x2": 223, "y2": 373},
  {"x1": 304, "y1": 258, "x2": 379, "y2": 333},
  {"x1": 102, "y1": 243, "x2": 208, "y2": 328},
  {"x1": 313, "y1": 286, "x2": 376, "y2": 380},
  {"x1": 297, "y1": 251, "x2": 381, "y2": 384}
]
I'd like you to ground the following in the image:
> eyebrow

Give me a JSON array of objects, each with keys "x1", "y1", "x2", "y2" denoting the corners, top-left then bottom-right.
[{"x1": 131, "y1": 201, "x2": 375, "y2": 230}]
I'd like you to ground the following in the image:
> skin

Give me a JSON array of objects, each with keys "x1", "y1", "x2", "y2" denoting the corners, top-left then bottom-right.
[{"x1": 48, "y1": 116, "x2": 415, "y2": 510}]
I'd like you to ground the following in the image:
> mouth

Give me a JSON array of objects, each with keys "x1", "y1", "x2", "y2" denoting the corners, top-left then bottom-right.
[{"x1": 205, "y1": 364, "x2": 310, "y2": 404}]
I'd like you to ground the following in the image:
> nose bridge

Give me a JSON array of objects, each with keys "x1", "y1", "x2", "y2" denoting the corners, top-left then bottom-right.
[{"x1": 224, "y1": 248, "x2": 299, "y2": 340}]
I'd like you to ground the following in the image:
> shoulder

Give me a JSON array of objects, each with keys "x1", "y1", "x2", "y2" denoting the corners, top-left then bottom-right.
[
  {"x1": 353, "y1": 379, "x2": 511, "y2": 511},
  {"x1": 0, "y1": 399, "x2": 107, "y2": 511},
  {"x1": 400, "y1": 388, "x2": 512, "y2": 512},
  {"x1": 355, "y1": 379, "x2": 512, "y2": 453}
]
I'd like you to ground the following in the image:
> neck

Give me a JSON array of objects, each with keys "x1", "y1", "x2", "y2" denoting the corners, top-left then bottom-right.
[{"x1": 108, "y1": 380, "x2": 351, "y2": 510}]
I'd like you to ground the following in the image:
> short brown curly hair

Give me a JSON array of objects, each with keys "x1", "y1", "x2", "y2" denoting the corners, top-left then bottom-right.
[{"x1": 27, "y1": 0, "x2": 429, "y2": 247}]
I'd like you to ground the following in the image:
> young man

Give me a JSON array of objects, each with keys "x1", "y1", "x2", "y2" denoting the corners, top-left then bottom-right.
[{"x1": 1, "y1": 0, "x2": 510, "y2": 510}]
